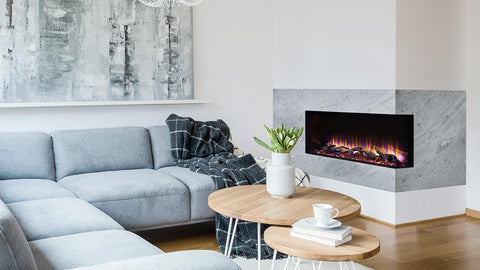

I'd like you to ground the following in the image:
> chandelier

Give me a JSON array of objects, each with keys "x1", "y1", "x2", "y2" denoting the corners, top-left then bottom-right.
[{"x1": 138, "y1": 0, "x2": 203, "y2": 8}]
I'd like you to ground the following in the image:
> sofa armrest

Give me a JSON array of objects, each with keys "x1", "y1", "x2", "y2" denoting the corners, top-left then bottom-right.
[{"x1": 69, "y1": 250, "x2": 240, "y2": 270}]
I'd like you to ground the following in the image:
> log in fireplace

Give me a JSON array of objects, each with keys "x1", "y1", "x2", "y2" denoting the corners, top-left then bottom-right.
[{"x1": 305, "y1": 111, "x2": 414, "y2": 168}]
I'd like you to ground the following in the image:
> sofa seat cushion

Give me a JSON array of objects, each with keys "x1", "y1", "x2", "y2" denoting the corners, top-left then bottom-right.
[
  {"x1": 8, "y1": 198, "x2": 123, "y2": 241},
  {"x1": 29, "y1": 230, "x2": 163, "y2": 270},
  {"x1": 70, "y1": 251, "x2": 240, "y2": 270},
  {"x1": 59, "y1": 169, "x2": 190, "y2": 230},
  {"x1": 0, "y1": 179, "x2": 76, "y2": 204},
  {"x1": 159, "y1": 167, "x2": 216, "y2": 220}
]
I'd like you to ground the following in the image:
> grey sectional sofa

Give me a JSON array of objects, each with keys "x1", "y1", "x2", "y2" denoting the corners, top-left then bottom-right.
[{"x1": 0, "y1": 127, "x2": 239, "y2": 270}]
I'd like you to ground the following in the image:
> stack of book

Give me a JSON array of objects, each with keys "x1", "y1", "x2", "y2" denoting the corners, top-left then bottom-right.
[{"x1": 290, "y1": 219, "x2": 352, "y2": 247}]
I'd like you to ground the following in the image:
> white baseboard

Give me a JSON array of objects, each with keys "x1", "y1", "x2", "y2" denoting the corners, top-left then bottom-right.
[{"x1": 310, "y1": 175, "x2": 466, "y2": 225}]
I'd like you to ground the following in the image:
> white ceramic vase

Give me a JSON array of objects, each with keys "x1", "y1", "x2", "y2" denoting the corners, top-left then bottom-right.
[{"x1": 266, "y1": 152, "x2": 296, "y2": 198}]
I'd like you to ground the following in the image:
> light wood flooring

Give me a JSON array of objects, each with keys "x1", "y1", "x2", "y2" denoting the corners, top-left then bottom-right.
[{"x1": 137, "y1": 215, "x2": 480, "y2": 270}]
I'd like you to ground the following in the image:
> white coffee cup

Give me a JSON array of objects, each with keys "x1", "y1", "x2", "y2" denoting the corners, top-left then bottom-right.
[{"x1": 312, "y1": 203, "x2": 339, "y2": 226}]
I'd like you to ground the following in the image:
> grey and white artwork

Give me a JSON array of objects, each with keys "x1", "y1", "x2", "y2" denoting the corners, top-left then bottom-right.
[{"x1": 0, "y1": 0, "x2": 193, "y2": 103}]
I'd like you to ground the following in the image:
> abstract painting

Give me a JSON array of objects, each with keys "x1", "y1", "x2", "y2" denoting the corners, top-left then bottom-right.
[{"x1": 0, "y1": 0, "x2": 193, "y2": 103}]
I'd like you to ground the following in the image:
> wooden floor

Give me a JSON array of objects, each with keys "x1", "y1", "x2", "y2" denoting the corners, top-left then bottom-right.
[{"x1": 137, "y1": 215, "x2": 480, "y2": 270}]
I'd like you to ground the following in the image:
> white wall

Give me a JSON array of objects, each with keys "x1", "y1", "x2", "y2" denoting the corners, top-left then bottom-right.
[
  {"x1": 466, "y1": 0, "x2": 480, "y2": 211},
  {"x1": 0, "y1": 0, "x2": 274, "y2": 158},
  {"x1": 396, "y1": 0, "x2": 467, "y2": 90},
  {"x1": 273, "y1": 0, "x2": 396, "y2": 90},
  {"x1": 271, "y1": 0, "x2": 470, "y2": 223}
]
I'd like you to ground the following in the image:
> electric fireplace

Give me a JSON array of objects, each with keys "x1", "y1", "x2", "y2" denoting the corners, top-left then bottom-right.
[{"x1": 305, "y1": 111, "x2": 414, "y2": 168}]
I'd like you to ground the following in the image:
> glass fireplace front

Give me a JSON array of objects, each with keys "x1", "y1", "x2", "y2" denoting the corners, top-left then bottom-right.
[{"x1": 305, "y1": 111, "x2": 414, "y2": 168}]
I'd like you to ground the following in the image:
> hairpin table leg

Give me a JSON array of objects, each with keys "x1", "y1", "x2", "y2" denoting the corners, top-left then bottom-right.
[
  {"x1": 270, "y1": 250, "x2": 278, "y2": 270},
  {"x1": 294, "y1": 258, "x2": 301, "y2": 270},
  {"x1": 224, "y1": 217, "x2": 233, "y2": 256},
  {"x1": 283, "y1": 255, "x2": 291, "y2": 270},
  {"x1": 227, "y1": 219, "x2": 238, "y2": 258},
  {"x1": 258, "y1": 223, "x2": 262, "y2": 270}
]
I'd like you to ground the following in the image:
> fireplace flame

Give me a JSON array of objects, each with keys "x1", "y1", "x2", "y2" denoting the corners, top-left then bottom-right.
[{"x1": 328, "y1": 135, "x2": 407, "y2": 163}]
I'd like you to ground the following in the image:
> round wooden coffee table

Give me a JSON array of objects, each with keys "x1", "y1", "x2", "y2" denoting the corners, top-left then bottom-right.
[
  {"x1": 208, "y1": 185, "x2": 361, "y2": 269},
  {"x1": 208, "y1": 185, "x2": 361, "y2": 225},
  {"x1": 264, "y1": 226, "x2": 380, "y2": 269}
]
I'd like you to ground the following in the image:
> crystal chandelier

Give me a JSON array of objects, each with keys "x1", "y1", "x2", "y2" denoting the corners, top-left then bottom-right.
[{"x1": 138, "y1": 0, "x2": 203, "y2": 8}]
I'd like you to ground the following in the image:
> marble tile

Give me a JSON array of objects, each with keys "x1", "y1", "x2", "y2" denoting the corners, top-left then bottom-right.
[
  {"x1": 395, "y1": 90, "x2": 466, "y2": 192},
  {"x1": 273, "y1": 89, "x2": 466, "y2": 193}
]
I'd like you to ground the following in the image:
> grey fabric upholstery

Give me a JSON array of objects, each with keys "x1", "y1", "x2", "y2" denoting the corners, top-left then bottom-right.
[
  {"x1": 70, "y1": 251, "x2": 240, "y2": 270},
  {"x1": 0, "y1": 199, "x2": 38, "y2": 270},
  {"x1": 0, "y1": 132, "x2": 55, "y2": 181},
  {"x1": 0, "y1": 179, "x2": 76, "y2": 204},
  {"x1": 59, "y1": 169, "x2": 190, "y2": 230},
  {"x1": 51, "y1": 127, "x2": 153, "y2": 180},
  {"x1": 147, "y1": 125, "x2": 176, "y2": 169},
  {"x1": 8, "y1": 198, "x2": 123, "y2": 241},
  {"x1": 159, "y1": 166, "x2": 216, "y2": 220},
  {"x1": 29, "y1": 230, "x2": 162, "y2": 270}
]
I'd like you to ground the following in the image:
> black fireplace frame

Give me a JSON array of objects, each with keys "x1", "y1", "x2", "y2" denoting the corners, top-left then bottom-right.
[{"x1": 305, "y1": 111, "x2": 414, "y2": 169}]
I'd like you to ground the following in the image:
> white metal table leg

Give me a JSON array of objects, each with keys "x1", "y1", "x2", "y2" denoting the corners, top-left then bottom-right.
[
  {"x1": 283, "y1": 255, "x2": 291, "y2": 270},
  {"x1": 227, "y1": 219, "x2": 239, "y2": 258},
  {"x1": 258, "y1": 223, "x2": 261, "y2": 270},
  {"x1": 271, "y1": 250, "x2": 278, "y2": 270},
  {"x1": 316, "y1": 261, "x2": 323, "y2": 270},
  {"x1": 293, "y1": 258, "x2": 301, "y2": 270},
  {"x1": 338, "y1": 262, "x2": 344, "y2": 270},
  {"x1": 224, "y1": 217, "x2": 233, "y2": 256},
  {"x1": 311, "y1": 260, "x2": 316, "y2": 269},
  {"x1": 350, "y1": 261, "x2": 356, "y2": 270}
]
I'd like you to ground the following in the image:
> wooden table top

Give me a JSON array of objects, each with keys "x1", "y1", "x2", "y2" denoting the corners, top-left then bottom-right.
[
  {"x1": 264, "y1": 226, "x2": 380, "y2": 262},
  {"x1": 208, "y1": 185, "x2": 361, "y2": 226}
]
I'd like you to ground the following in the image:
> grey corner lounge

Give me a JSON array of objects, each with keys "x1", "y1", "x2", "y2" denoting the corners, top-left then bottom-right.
[{"x1": 0, "y1": 127, "x2": 239, "y2": 270}]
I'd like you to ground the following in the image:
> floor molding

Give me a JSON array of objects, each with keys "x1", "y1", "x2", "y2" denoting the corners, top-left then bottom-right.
[
  {"x1": 466, "y1": 208, "x2": 480, "y2": 219},
  {"x1": 361, "y1": 214, "x2": 466, "y2": 228},
  {"x1": 359, "y1": 214, "x2": 395, "y2": 228},
  {"x1": 394, "y1": 214, "x2": 466, "y2": 227}
]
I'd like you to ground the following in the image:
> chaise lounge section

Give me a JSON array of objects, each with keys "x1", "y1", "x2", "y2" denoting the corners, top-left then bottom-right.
[{"x1": 0, "y1": 127, "x2": 238, "y2": 269}]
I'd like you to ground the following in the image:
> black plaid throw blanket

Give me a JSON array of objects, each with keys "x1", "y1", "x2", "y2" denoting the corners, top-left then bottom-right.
[{"x1": 165, "y1": 114, "x2": 275, "y2": 259}]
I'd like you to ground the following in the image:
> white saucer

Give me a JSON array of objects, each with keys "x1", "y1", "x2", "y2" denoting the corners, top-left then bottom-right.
[{"x1": 304, "y1": 217, "x2": 342, "y2": 229}]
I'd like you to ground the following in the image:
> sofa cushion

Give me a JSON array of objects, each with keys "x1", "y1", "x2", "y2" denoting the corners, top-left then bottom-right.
[
  {"x1": 0, "y1": 179, "x2": 76, "y2": 204},
  {"x1": 8, "y1": 198, "x2": 123, "y2": 241},
  {"x1": 51, "y1": 127, "x2": 153, "y2": 180},
  {"x1": 0, "y1": 199, "x2": 38, "y2": 270},
  {"x1": 147, "y1": 125, "x2": 176, "y2": 169},
  {"x1": 70, "y1": 251, "x2": 240, "y2": 270},
  {"x1": 159, "y1": 167, "x2": 216, "y2": 220},
  {"x1": 59, "y1": 169, "x2": 190, "y2": 230},
  {"x1": 0, "y1": 132, "x2": 55, "y2": 181},
  {"x1": 29, "y1": 230, "x2": 162, "y2": 270}
]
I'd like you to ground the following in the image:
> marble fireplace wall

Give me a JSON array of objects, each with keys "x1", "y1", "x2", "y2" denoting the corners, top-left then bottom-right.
[{"x1": 273, "y1": 89, "x2": 466, "y2": 193}]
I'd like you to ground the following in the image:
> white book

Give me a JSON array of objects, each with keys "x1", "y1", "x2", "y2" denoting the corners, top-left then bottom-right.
[
  {"x1": 292, "y1": 219, "x2": 352, "y2": 240},
  {"x1": 290, "y1": 230, "x2": 353, "y2": 247}
]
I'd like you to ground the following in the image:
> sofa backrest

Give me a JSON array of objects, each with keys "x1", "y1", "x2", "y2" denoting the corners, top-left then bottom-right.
[
  {"x1": 148, "y1": 126, "x2": 176, "y2": 169},
  {"x1": 0, "y1": 199, "x2": 38, "y2": 270},
  {"x1": 0, "y1": 132, "x2": 56, "y2": 181},
  {"x1": 52, "y1": 127, "x2": 154, "y2": 180}
]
